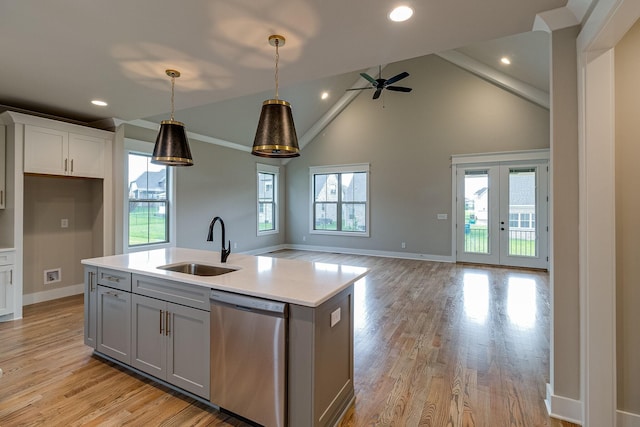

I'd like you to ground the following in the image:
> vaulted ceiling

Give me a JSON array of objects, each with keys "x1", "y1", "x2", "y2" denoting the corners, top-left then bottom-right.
[{"x1": 0, "y1": 0, "x2": 592, "y2": 148}]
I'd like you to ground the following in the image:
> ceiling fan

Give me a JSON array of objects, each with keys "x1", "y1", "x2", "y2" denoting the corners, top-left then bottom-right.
[{"x1": 347, "y1": 66, "x2": 412, "y2": 100}]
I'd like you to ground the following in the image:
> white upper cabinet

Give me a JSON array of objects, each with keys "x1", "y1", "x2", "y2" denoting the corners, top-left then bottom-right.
[{"x1": 24, "y1": 125, "x2": 106, "y2": 178}]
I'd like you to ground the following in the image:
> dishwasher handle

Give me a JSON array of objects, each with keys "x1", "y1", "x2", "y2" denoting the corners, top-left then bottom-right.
[{"x1": 210, "y1": 290, "x2": 288, "y2": 316}]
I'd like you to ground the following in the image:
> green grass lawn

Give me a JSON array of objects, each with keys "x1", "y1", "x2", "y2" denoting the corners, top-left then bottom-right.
[{"x1": 129, "y1": 208, "x2": 167, "y2": 246}]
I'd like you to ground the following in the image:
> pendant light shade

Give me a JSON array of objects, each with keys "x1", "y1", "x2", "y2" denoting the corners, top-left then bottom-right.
[
  {"x1": 252, "y1": 35, "x2": 300, "y2": 158},
  {"x1": 152, "y1": 70, "x2": 193, "y2": 166}
]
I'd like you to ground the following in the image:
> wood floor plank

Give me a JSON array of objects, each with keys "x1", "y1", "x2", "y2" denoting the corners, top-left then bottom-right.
[{"x1": 0, "y1": 251, "x2": 579, "y2": 427}]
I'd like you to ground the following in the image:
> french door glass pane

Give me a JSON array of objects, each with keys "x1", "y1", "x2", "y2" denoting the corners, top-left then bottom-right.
[
  {"x1": 464, "y1": 171, "x2": 489, "y2": 254},
  {"x1": 508, "y1": 168, "x2": 536, "y2": 257}
]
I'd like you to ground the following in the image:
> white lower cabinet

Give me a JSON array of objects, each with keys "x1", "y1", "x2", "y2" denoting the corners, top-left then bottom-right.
[
  {"x1": 131, "y1": 293, "x2": 210, "y2": 399},
  {"x1": 0, "y1": 251, "x2": 15, "y2": 317},
  {"x1": 96, "y1": 285, "x2": 131, "y2": 364}
]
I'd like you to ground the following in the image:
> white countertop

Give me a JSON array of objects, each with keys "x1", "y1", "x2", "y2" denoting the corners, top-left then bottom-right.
[{"x1": 81, "y1": 248, "x2": 369, "y2": 307}]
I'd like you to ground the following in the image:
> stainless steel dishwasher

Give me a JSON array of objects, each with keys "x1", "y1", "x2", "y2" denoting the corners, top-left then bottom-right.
[{"x1": 209, "y1": 290, "x2": 288, "y2": 427}]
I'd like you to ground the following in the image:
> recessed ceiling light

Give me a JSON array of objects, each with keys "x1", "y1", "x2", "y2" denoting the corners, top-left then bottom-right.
[
  {"x1": 389, "y1": 5, "x2": 413, "y2": 22},
  {"x1": 500, "y1": 57, "x2": 511, "y2": 65},
  {"x1": 321, "y1": 91, "x2": 329, "y2": 100},
  {"x1": 91, "y1": 99, "x2": 108, "y2": 106}
]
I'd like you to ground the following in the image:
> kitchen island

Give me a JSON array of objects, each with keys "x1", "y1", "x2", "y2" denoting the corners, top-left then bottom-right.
[{"x1": 81, "y1": 248, "x2": 368, "y2": 427}]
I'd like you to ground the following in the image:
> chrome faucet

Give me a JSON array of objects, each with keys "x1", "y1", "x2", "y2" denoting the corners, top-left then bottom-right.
[{"x1": 207, "y1": 216, "x2": 231, "y2": 263}]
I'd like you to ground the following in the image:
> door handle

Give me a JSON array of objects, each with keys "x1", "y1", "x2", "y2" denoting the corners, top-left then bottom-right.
[{"x1": 165, "y1": 311, "x2": 171, "y2": 336}]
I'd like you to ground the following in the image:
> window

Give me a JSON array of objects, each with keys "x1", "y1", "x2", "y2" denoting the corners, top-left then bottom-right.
[
  {"x1": 310, "y1": 164, "x2": 369, "y2": 236},
  {"x1": 257, "y1": 164, "x2": 279, "y2": 234},
  {"x1": 128, "y1": 153, "x2": 169, "y2": 246}
]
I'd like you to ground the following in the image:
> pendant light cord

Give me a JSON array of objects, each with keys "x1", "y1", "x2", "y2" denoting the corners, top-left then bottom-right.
[
  {"x1": 170, "y1": 74, "x2": 176, "y2": 121},
  {"x1": 274, "y1": 38, "x2": 280, "y2": 100}
]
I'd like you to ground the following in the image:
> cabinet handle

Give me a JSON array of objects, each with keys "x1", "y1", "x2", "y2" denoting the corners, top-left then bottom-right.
[
  {"x1": 160, "y1": 310, "x2": 164, "y2": 334},
  {"x1": 1, "y1": 190, "x2": 3, "y2": 206},
  {"x1": 105, "y1": 290, "x2": 120, "y2": 298},
  {"x1": 64, "y1": 158, "x2": 68, "y2": 172},
  {"x1": 165, "y1": 311, "x2": 171, "y2": 336},
  {"x1": 89, "y1": 271, "x2": 95, "y2": 292},
  {"x1": 9, "y1": 269, "x2": 12, "y2": 285},
  {"x1": 105, "y1": 275, "x2": 120, "y2": 282},
  {"x1": 71, "y1": 159, "x2": 74, "y2": 173}
]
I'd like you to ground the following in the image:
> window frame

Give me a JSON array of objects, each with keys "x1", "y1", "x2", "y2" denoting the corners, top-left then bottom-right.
[
  {"x1": 124, "y1": 139, "x2": 176, "y2": 253},
  {"x1": 257, "y1": 163, "x2": 279, "y2": 236},
  {"x1": 309, "y1": 163, "x2": 370, "y2": 237}
]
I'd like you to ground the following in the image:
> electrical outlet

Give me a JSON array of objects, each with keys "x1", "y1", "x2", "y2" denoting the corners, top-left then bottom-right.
[
  {"x1": 302, "y1": 235, "x2": 306, "y2": 242},
  {"x1": 331, "y1": 308, "x2": 341, "y2": 327},
  {"x1": 234, "y1": 242, "x2": 237, "y2": 249},
  {"x1": 401, "y1": 241, "x2": 406, "y2": 249},
  {"x1": 61, "y1": 219, "x2": 69, "y2": 228},
  {"x1": 437, "y1": 213, "x2": 448, "y2": 220}
]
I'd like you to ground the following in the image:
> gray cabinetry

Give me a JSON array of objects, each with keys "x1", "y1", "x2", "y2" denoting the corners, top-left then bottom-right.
[
  {"x1": 96, "y1": 285, "x2": 131, "y2": 363},
  {"x1": 83, "y1": 266, "x2": 98, "y2": 348},
  {"x1": 289, "y1": 285, "x2": 355, "y2": 427},
  {"x1": 130, "y1": 284, "x2": 210, "y2": 399}
]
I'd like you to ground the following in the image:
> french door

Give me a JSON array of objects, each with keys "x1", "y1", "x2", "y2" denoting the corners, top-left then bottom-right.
[{"x1": 455, "y1": 160, "x2": 548, "y2": 269}]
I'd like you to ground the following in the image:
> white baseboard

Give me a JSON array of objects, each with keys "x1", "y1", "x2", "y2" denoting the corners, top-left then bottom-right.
[
  {"x1": 281, "y1": 244, "x2": 455, "y2": 263},
  {"x1": 618, "y1": 410, "x2": 640, "y2": 427},
  {"x1": 23, "y1": 283, "x2": 84, "y2": 306},
  {"x1": 545, "y1": 383, "x2": 583, "y2": 425}
]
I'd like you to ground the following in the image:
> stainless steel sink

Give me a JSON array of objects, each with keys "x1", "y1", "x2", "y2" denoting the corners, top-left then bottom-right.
[{"x1": 158, "y1": 262, "x2": 237, "y2": 277}]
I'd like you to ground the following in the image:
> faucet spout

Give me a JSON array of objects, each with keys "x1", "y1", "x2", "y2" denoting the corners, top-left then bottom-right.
[{"x1": 206, "y1": 216, "x2": 231, "y2": 263}]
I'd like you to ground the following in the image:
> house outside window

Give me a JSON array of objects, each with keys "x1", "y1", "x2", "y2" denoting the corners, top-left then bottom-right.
[
  {"x1": 128, "y1": 152, "x2": 169, "y2": 246},
  {"x1": 310, "y1": 164, "x2": 370, "y2": 237},
  {"x1": 257, "y1": 163, "x2": 279, "y2": 235}
]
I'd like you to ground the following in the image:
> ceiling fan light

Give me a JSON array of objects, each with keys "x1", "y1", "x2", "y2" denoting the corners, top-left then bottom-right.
[
  {"x1": 152, "y1": 120, "x2": 193, "y2": 166},
  {"x1": 252, "y1": 99, "x2": 300, "y2": 158},
  {"x1": 389, "y1": 6, "x2": 413, "y2": 22},
  {"x1": 152, "y1": 69, "x2": 194, "y2": 167}
]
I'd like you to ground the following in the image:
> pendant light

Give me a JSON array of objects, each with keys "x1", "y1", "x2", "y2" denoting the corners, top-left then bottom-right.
[
  {"x1": 252, "y1": 35, "x2": 300, "y2": 158},
  {"x1": 152, "y1": 69, "x2": 194, "y2": 166}
]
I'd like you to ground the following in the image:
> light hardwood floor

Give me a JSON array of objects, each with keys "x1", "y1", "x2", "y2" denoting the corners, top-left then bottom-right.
[{"x1": 0, "y1": 251, "x2": 578, "y2": 426}]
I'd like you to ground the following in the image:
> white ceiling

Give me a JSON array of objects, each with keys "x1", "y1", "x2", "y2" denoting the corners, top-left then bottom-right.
[{"x1": 0, "y1": 0, "x2": 570, "y2": 144}]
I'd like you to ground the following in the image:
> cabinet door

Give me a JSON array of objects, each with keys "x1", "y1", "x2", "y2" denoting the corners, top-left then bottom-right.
[
  {"x1": 0, "y1": 125, "x2": 5, "y2": 209},
  {"x1": 167, "y1": 302, "x2": 210, "y2": 398},
  {"x1": 24, "y1": 125, "x2": 68, "y2": 175},
  {"x1": 0, "y1": 264, "x2": 14, "y2": 317},
  {"x1": 97, "y1": 285, "x2": 131, "y2": 363},
  {"x1": 68, "y1": 133, "x2": 105, "y2": 178},
  {"x1": 131, "y1": 294, "x2": 167, "y2": 379},
  {"x1": 84, "y1": 267, "x2": 98, "y2": 348}
]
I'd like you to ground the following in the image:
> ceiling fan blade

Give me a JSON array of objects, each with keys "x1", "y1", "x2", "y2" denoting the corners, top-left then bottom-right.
[
  {"x1": 386, "y1": 86, "x2": 412, "y2": 92},
  {"x1": 372, "y1": 88, "x2": 383, "y2": 100},
  {"x1": 360, "y1": 73, "x2": 377, "y2": 84},
  {"x1": 345, "y1": 87, "x2": 373, "y2": 91},
  {"x1": 384, "y1": 71, "x2": 409, "y2": 86}
]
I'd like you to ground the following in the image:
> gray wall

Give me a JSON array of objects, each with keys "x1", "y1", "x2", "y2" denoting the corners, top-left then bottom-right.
[
  {"x1": 23, "y1": 175, "x2": 103, "y2": 295},
  {"x1": 285, "y1": 54, "x2": 550, "y2": 256},
  {"x1": 174, "y1": 139, "x2": 285, "y2": 253},
  {"x1": 550, "y1": 26, "x2": 580, "y2": 401},
  {"x1": 615, "y1": 19, "x2": 640, "y2": 415}
]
